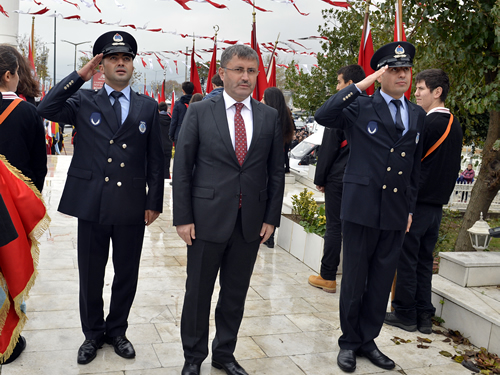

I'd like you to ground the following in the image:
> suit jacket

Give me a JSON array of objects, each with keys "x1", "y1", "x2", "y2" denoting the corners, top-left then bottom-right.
[
  {"x1": 37, "y1": 71, "x2": 164, "y2": 225},
  {"x1": 315, "y1": 84, "x2": 426, "y2": 231},
  {"x1": 172, "y1": 93, "x2": 285, "y2": 243},
  {"x1": 314, "y1": 128, "x2": 349, "y2": 186}
]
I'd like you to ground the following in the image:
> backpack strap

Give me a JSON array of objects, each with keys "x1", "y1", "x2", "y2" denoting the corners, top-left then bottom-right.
[
  {"x1": 0, "y1": 99, "x2": 22, "y2": 125},
  {"x1": 421, "y1": 114, "x2": 454, "y2": 162}
]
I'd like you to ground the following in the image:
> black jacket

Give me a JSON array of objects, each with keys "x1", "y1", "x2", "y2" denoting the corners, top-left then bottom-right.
[
  {"x1": 418, "y1": 111, "x2": 463, "y2": 205},
  {"x1": 314, "y1": 128, "x2": 349, "y2": 186},
  {"x1": 315, "y1": 84, "x2": 426, "y2": 231},
  {"x1": 173, "y1": 94, "x2": 284, "y2": 243},
  {"x1": 0, "y1": 96, "x2": 47, "y2": 193},
  {"x1": 169, "y1": 94, "x2": 192, "y2": 141},
  {"x1": 159, "y1": 110, "x2": 172, "y2": 153},
  {"x1": 37, "y1": 71, "x2": 164, "y2": 225}
]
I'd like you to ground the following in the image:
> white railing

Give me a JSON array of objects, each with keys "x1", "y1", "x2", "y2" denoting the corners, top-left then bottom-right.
[{"x1": 445, "y1": 182, "x2": 500, "y2": 212}]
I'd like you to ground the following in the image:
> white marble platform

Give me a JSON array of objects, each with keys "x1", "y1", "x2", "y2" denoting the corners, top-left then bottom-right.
[
  {"x1": 439, "y1": 251, "x2": 500, "y2": 287},
  {"x1": 432, "y1": 274, "x2": 500, "y2": 355},
  {"x1": 1, "y1": 155, "x2": 477, "y2": 374}
]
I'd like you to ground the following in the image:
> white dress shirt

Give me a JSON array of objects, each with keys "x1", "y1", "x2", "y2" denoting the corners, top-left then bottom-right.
[{"x1": 223, "y1": 90, "x2": 253, "y2": 150}]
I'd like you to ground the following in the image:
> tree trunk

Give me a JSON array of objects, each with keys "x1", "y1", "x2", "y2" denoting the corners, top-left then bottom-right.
[{"x1": 455, "y1": 109, "x2": 500, "y2": 251}]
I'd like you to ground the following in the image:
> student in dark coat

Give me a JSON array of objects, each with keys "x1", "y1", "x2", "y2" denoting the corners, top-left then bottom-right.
[
  {"x1": 158, "y1": 101, "x2": 172, "y2": 178},
  {"x1": 202, "y1": 73, "x2": 224, "y2": 101},
  {"x1": 315, "y1": 42, "x2": 426, "y2": 373},
  {"x1": 169, "y1": 81, "x2": 194, "y2": 143},
  {"x1": 309, "y1": 64, "x2": 365, "y2": 293},
  {"x1": 37, "y1": 31, "x2": 164, "y2": 365},
  {"x1": 385, "y1": 69, "x2": 463, "y2": 334},
  {"x1": 0, "y1": 46, "x2": 46, "y2": 193}
]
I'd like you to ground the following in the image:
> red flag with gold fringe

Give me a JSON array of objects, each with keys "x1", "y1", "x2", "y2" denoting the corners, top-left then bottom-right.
[{"x1": 0, "y1": 156, "x2": 50, "y2": 363}]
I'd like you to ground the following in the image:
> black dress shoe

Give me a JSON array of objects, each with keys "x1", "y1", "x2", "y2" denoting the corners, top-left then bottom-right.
[
  {"x1": 263, "y1": 234, "x2": 275, "y2": 248},
  {"x1": 337, "y1": 349, "x2": 356, "y2": 373},
  {"x1": 212, "y1": 360, "x2": 248, "y2": 375},
  {"x1": 77, "y1": 336, "x2": 105, "y2": 365},
  {"x1": 106, "y1": 335, "x2": 136, "y2": 359},
  {"x1": 384, "y1": 311, "x2": 417, "y2": 332},
  {"x1": 3, "y1": 336, "x2": 26, "y2": 365},
  {"x1": 182, "y1": 362, "x2": 201, "y2": 375},
  {"x1": 357, "y1": 348, "x2": 395, "y2": 370}
]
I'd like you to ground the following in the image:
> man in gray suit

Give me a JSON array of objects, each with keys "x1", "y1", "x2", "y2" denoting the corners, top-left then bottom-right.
[{"x1": 173, "y1": 44, "x2": 285, "y2": 375}]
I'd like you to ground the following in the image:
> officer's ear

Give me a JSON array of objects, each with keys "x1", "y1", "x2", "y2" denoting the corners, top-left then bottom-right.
[{"x1": 99, "y1": 59, "x2": 104, "y2": 73}]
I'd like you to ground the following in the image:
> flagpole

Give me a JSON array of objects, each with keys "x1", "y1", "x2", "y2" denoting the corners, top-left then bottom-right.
[
  {"x1": 265, "y1": 33, "x2": 280, "y2": 76},
  {"x1": 397, "y1": 0, "x2": 403, "y2": 41},
  {"x1": 362, "y1": 0, "x2": 371, "y2": 38},
  {"x1": 31, "y1": 17, "x2": 35, "y2": 60},
  {"x1": 185, "y1": 46, "x2": 188, "y2": 81}
]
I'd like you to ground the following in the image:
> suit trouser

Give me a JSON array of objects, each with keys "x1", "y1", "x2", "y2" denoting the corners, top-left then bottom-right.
[
  {"x1": 181, "y1": 212, "x2": 260, "y2": 364},
  {"x1": 77, "y1": 219, "x2": 145, "y2": 340},
  {"x1": 392, "y1": 203, "x2": 441, "y2": 321},
  {"x1": 339, "y1": 220, "x2": 405, "y2": 351},
  {"x1": 320, "y1": 179, "x2": 343, "y2": 280}
]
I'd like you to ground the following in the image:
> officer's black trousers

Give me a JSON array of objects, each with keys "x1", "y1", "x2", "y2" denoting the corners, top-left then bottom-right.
[
  {"x1": 338, "y1": 220, "x2": 405, "y2": 351},
  {"x1": 77, "y1": 219, "x2": 145, "y2": 340}
]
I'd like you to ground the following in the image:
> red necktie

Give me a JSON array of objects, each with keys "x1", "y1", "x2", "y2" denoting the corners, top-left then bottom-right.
[
  {"x1": 234, "y1": 103, "x2": 247, "y2": 208},
  {"x1": 234, "y1": 103, "x2": 247, "y2": 166}
]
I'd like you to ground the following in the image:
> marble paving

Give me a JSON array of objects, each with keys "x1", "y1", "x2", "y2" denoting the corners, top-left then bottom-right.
[{"x1": 1, "y1": 155, "x2": 474, "y2": 374}]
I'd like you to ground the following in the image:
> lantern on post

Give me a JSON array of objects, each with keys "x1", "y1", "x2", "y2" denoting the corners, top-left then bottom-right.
[{"x1": 467, "y1": 212, "x2": 492, "y2": 251}]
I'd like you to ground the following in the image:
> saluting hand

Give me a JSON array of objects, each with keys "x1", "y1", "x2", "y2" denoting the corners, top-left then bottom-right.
[
  {"x1": 355, "y1": 65, "x2": 389, "y2": 93},
  {"x1": 77, "y1": 53, "x2": 103, "y2": 82}
]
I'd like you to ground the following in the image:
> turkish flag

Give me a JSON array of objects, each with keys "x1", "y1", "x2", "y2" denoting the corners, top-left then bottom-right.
[
  {"x1": 251, "y1": 20, "x2": 268, "y2": 101},
  {"x1": 267, "y1": 54, "x2": 277, "y2": 88},
  {"x1": 190, "y1": 49, "x2": 203, "y2": 95},
  {"x1": 0, "y1": 156, "x2": 49, "y2": 363},
  {"x1": 358, "y1": 20, "x2": 375, "y2": 95},
  {"x1": 206, "y1": 41, "x2": 218, "y2": 94}
]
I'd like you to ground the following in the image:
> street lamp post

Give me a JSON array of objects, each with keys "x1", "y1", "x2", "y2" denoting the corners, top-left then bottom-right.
[{"x1": 61, "y1": 40, "x2": 91, "y2": 71}]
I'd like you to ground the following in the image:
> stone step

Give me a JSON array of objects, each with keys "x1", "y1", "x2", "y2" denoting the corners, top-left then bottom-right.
[
  {"x1": 431, "y1": 274, "x2": 500, "y2": 355},
  {"x1": 439, "y1": 252, "x2": 500, "y2": 287}
]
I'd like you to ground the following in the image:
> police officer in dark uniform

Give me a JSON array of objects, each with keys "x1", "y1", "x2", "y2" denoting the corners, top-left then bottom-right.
[
  {"x1": 315, "y1": 42, "x2": 426, "y2": 373},
  {"x1": 37, "y1": 31, "x2": 164, "y2": 365}
]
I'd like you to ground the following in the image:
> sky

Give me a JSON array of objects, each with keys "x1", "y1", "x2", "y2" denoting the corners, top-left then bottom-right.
[{"x1": 11, "y1": 0, "x2": 347, "y2": 91}]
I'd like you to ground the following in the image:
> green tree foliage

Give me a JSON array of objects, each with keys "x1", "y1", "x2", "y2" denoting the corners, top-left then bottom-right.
[{"x1": 419, "y1": 0, "x2": 499, "y2": 251}]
